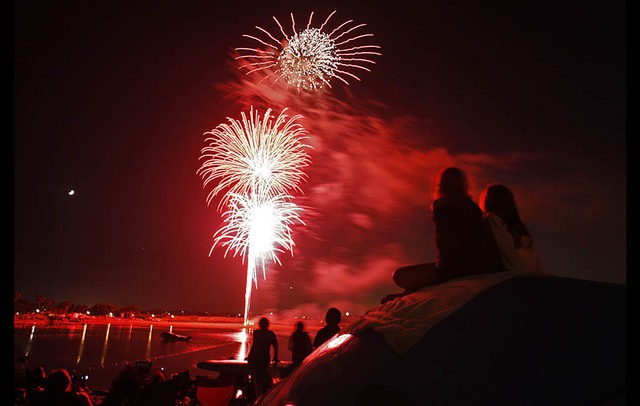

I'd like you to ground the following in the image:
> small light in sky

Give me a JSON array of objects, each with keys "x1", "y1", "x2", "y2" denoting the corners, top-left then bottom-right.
[
  {"x1": 289, "y1": 286, "x2": 293, "y2": 290},
  {"x1": 68, "y1": 190, "x2": 75, "y2": 196}
]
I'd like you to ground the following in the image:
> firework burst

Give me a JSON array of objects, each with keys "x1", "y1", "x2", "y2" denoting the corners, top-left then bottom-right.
[
  {"x1": 212, "y1": 193, "x2": 304, "y2": 268},
  {"x1": 197, "y1": 107, "x2": 312, "y2": 211},
  {"x1": 235, "y1": 10, "x2": 382, "y2": 92},
  {"x1": 213, "y1": 192, "x2": 305, "y2": 322},
  {"x1": 198, "y1": 106, "x2": 311, "y2": 325}
]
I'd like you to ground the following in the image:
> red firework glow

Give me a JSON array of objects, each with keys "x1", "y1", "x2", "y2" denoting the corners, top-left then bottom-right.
[{"x1": 198, "y1": 107, "x2": 312, "y2": 325}]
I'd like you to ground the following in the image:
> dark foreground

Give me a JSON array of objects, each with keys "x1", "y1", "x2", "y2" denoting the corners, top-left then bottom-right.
[
  {"x1": 258, "y1": 273, "x2": 626, "y2": 406},
  {"x1": 14, "y1": 272, "x2": 626, "y2": 405}
]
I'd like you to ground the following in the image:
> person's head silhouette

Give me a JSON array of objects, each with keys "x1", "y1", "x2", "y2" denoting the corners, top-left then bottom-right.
[
  {"x1": 258, "y1": 317, "x2": 270, "y2": 330},
  {"x1": 480, "y1": 183, "x2": 532, "y2": 248},
  {"x1": 325, "y1": 307, "x2": 341, "y2": 326},
  {"x1": 436, "y1": 167, "x2": 470, "y2": 199},
  {"x1": 480, "y1": 184, "x2": 517, "y2": 219},
  {"x1": 45, "y1": 369, "x2": 72, "y2": 392}
]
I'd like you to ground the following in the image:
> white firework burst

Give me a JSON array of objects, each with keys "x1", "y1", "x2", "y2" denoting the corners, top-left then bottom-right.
[
  {"x1": 197, "y1": 106, "x2": 312, "y2": 325},
  {"x1": 212, "y1": 192, "x2": 305, "y2": 325},
  {"x1": 197, "y1": 107, "x2": 312, "y2": 211},
  {"x1": 235, "y1": 10, "x2": 382, "y2": 92},
  {"x1": 212, "y1": 192, "x2": 304, "y2": 271}
]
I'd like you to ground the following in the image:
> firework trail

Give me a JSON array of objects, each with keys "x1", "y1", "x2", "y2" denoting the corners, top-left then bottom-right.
[
  {"x1": 198, "y1": 107, "x2": 311, "y2": 325},
  {"x1": 213, "y1": 192, "x2": 305, "y2": 324},
  {"x1": 235, "y1": 10, "x2": 382, "y2": 92}
]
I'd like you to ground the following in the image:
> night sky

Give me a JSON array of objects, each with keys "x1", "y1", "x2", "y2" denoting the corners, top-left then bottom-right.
[{"x1": 13, "y1": 0, "x2": 626, "y2": 317}]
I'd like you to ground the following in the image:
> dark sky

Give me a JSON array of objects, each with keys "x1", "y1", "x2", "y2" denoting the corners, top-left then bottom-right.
[{"x1": 13, "y1": 0, "x2": 626, "y2": 317}]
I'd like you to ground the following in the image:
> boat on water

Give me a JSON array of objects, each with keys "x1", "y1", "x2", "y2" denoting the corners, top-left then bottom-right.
[{"x1": 160, "y1": 331, "x2": 192, "y2": 341}]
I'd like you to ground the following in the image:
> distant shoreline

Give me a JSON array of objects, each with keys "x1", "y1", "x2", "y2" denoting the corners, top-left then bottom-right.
[
  {"x1": 13, "y1": 314, "x2": 245, "y2": 329},
  {"x1": 13, "y1": 314, "x2": 330, "y2": 332}
]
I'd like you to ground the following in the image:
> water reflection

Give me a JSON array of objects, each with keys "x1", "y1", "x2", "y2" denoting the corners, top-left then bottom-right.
[
  {"x1": 146, "y1": 325, "x2": 153, "y2": 359},
  {"x1": 100, "y1": 323, "x2": 111, "y2": 367},
  {"x1": 125, "y1": 324, "x2": 133, "y2": 358},
  {"x1": 14, "y1": 321, "x2": 291, "y2": 390},
  {"x1": 234, "y1": 327, "x2": 249, "y2": 360},
  {"x1": 25, "y1": 325, "x2": 36, "y2": 357},
  {"x1": 75, "y1": 324, "x2": 88, "y2": 366}
]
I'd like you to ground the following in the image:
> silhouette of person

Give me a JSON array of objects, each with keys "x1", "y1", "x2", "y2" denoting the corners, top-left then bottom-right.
[
  {"x1": 135, "y1": 368, "x2": 194, "y2": 406},
  {"x1": 70, "y1": 369, "x2": 91, "y2": 396},
  {"x1": 288, "y1": 321, "x2": 313, "y2": 369},
  {"x1": 29, "y1": 368, "x2": 94, "y2": 406},
  {"x1": 247, "y1": 317, "x2": 279, "y2": 397},
  {"x1": 313, "y1": 307, "x2": 342, "y2": 349},
  {"x1": 25, "y1": 365, "x2": 47, "y2": 392},
  {"x1": 103, "y1": 365, "x2": 144, "y2": 406},
  {"x1": 381, "y1": 167, "x2": 503, "y2": 304},
  {"x1": 480, "y1": 183, "x2": 544, "y2": 274}
]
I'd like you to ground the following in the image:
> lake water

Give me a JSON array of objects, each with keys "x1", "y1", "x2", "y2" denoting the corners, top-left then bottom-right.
[{"x1": 13, "y1": 321, "x2": 312, "y2": 392}]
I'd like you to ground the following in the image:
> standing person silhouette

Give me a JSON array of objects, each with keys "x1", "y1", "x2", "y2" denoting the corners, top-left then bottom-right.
[
  {"x1": 479, "y1": 183, "x2": 544, "y2": 274},
  {"x1": 381, "y1": 167, "x2": 503, "y2": 304},
  {"x1": 313, "y1": 307, "x2": 342, "y2": 349},
  {"x1": 247, "y1": 317, "x2": 279, "y2": 398},
  {"x1": 288, "y1": 321, "x2": 313, "y2": 369}
]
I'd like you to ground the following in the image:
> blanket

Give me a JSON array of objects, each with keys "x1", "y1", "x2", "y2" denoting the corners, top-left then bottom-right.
[{"x1": 344, "y1": 271, "x2": 522, "y2": 354}]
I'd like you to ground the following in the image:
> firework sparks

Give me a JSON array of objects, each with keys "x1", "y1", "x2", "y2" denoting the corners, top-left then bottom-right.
[
  {"x1": 213, "y1": 192, "x2": 305, "y2": 323},
  {"x1": 197, "y1": 107, "x2": 312, "y2": 325},
  {"x1": 212, "y1": 193, "x2": 304, "y2": 271},
  {"x1": 198, "y1": 107, "x2": 312, "y2": 211},
  {"x1": 235, "y1": 10, "x2": 382, "y2": 92}
]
